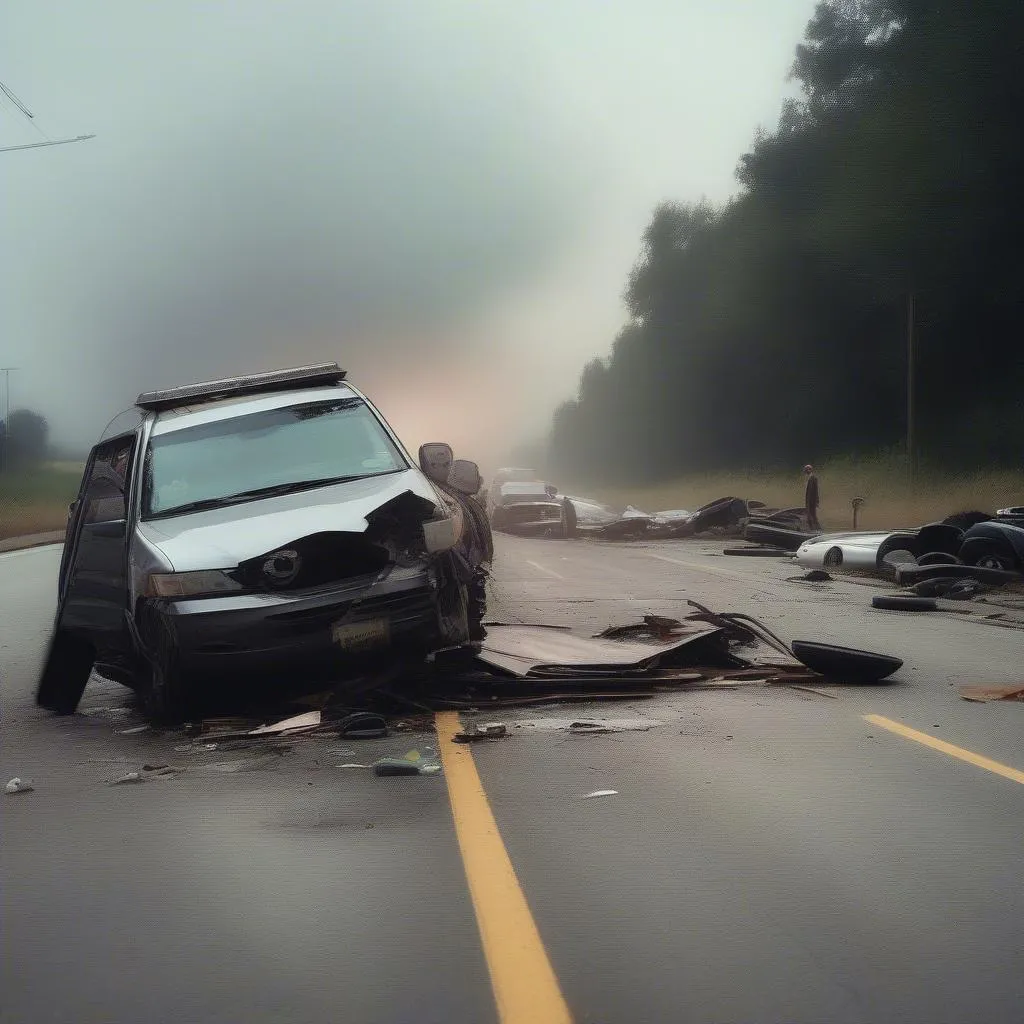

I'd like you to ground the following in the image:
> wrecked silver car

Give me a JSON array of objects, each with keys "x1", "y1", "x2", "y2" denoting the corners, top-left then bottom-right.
[{"x1": 36, "y1": 363, "x2": 487, "y2": 722}]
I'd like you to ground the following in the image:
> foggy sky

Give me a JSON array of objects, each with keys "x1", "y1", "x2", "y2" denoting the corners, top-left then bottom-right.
[{"x1": 2, "y1": 1, "x2": 816, "y2": 469}]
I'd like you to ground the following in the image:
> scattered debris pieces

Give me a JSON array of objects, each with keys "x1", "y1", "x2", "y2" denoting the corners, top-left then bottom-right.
[
  {"x1": 452, "y1": 722, "x2": 508, "y2": 743},
  {"x1": 336, "y1": 763, "x2": 371, "y2": 769},
  {"x1": 250, "y1": 710, "x2": 322, "y2": 735},
  {"x1": 337, "y1": 711, "x2": 388, "y2": 739},
  {"x1": 789, "y1": 641, "x2": 903, "y2": 682},
  {"x1": 117, "y1": 725, "x2": 151, "y2": 735},
  {"x1": 109, "y1": 771, "x2": 145, "y2": 785},
  {"x1": 5, "y1": 777, "x2": 34, "y2": 795},
  {"x1": 582, "y1": 789, "x2": 618, "y2": 799},
  {"x1": 373, "y1": 758, "x2": 428, "y2": 776},
  {"x1": 958, "y1": 684, "x2": 1024, "y2": 703}
]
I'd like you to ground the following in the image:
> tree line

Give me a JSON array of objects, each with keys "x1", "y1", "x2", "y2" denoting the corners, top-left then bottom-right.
[
  {"x1": 0, "y1": 409, "x2": 50, "y2": 471},
  {"x1": 549, "y1": 1, "x2": 1024, "y2": 484}
]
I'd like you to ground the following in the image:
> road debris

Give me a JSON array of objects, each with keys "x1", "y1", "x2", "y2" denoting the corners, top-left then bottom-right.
[
  {"x1": 336, "y1": 763, "x2": 371, "y2": 769},
  {"x1": 958, "y1": 684, "x2": 1024, "y2": 703},
  {"x1": 109, "y1": 772, "x2": 145, "y2": 785},
  {"x1": 5, "y1": 777, "x2": 34, "y2": 794},
  {"x1": 373, "y1": 756, "x2": 436, "y2": 776},
  {"x1": 452, "y1": 722, "x2": 507, "y2": 742},
  {"x1": 789, "y1": 685, "x2": 839, "y2": 699},
  {"x1": 337, "y1": 711, "x2": 388, "y2": 739},
  {"x1": 250, "y1": 710, "x2": 322, "y2": 735},
  {"x1": 117, "y1": 725, "x2": 151, "y2": 735},
  {"x1": 582, "y1": 789, "x2": 618, "y2": 799}
]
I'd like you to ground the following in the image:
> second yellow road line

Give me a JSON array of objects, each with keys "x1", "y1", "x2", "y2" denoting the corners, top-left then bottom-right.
[
  {"x1": 435, "y1": 711, "x2": 573, "y2": 1024},
  {"x1": 865, "y1": 714, "x2": 1024, "y2": 786}
]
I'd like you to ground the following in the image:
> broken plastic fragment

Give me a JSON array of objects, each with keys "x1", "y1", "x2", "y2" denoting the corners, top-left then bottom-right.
[
  {"x1": 337, "y1": 711, "x2": 388, "y2": 739},
  {"x1": 109, "y1": 772, "x2": 145, "y2": 785},
  {"x1": 5, "y1": 777, "x2": 34, "y2": 795},
  {"x1": 117, "y1": 725, "x2": 151, "y2": 735},
  {"x1": 582, "y1": 789, "x2": 618, "y2": 799},
  {"x1": 250, "y1": 710, "x2": 322, "y2": 735}
]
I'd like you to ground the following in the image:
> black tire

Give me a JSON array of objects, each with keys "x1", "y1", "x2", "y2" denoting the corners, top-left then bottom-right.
[
  {"x1": 962, "y1": 542, "x2": 1020, "y2": 573},
  {"x1": 823, "y1": 546, "x2": 844, "y2": 568},
  {"x1": 142, "y1": 615, "x2": 193, "y2": 725},
  {"x1": 895, "y1": 562, "x2": 1019, "y2": 587},
  {"x1": 35, "y1": 628, "x2": 94, "y2": 714},
  {"x1": 561, "y1": 497, "x2": 578, "y2": 539},
  {"x1": 917, "y1": 551, "x2": 960, "y2": 566},
  {"x1": 915, "y1": 523, "x2": 964, "y2": 557},
  {"x1": 871, "y1": 595, "x2": 938, "y2": 612}
]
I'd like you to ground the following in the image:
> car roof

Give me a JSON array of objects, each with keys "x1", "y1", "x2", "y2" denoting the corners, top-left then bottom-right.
[{"x1": 150, "y1": 383, "x2": 360, "y2": 437}]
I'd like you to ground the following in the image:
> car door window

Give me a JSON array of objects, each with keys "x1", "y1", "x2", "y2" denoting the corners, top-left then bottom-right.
[{"x1": 82, "y1": 437, "x2": 134, "y2": 525}]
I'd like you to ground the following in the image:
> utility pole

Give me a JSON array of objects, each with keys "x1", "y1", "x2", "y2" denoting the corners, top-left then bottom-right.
[
  {"x1": 0, "y1": 367, "x2": 12, "y2": 473},
  {"x1": 906, "y1": 292, "x2": 915, "y2": 487}
]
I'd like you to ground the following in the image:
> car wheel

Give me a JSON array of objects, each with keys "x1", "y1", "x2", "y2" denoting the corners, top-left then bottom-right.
[
  {"x1": 35, "y1": 628, "x2": 95, "y2": 714},
  {"x1": 142, "y1": 616, "x2": 193, "y2": 725},
  {"x1": 823, "y1": 546, "x2": 844, "y2": 568},
  {"x1": 967, "y1": 544, "x2": 1019, "y2": 572}
]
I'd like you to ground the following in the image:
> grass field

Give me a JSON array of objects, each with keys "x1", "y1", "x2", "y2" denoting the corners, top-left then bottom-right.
[
  {"x1": 1, "y1": 456, "x2": 1021, "y2": 544},
  {"x1": 592, "y1": 456, "x2": 1024, "y2": 532},
  {"x1": 0, "y1": 463, "x2": 82, "y2": 541}
]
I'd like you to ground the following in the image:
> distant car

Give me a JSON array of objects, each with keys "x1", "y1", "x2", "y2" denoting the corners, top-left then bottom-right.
[
  {"x1": 486, "y1": 468, "x2": 539, "y2": 517},
  {"x1": 489, "y1": 480, "x2": 569, "y2": 537},
  {"x1": 37, "y1": 363, "x2": 486, "y2": 721}
]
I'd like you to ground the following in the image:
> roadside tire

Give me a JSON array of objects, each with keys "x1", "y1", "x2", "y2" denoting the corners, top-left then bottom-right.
[
  {"x1": 871, "y1": 595, "x2": 937, "y2": 612},
  {"x1": 35, "y1": 628, "x2": 95, "y2": 714}
]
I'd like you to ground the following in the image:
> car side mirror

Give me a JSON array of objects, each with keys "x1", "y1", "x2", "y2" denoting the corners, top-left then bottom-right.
[
  {"x1": 450, "y1": 459, "x2": 482, "y2": 496},
  {"x1": 419, "y1": 442, "x2": 454, "y2": 484}
]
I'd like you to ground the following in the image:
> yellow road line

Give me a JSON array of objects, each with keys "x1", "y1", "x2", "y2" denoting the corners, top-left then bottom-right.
[
  {"x1": 647, "y1": 552, "x2": 752, "y2": 580},
  {"x1": 864, "y1": 714, "x2": 1024, "y2": 786},
  {"x1": 435, "y1": 711, "x2": 572, "y2": 1024},
  {"x1": 526, "y1": 559, "x2": 565, "y2": 580}
]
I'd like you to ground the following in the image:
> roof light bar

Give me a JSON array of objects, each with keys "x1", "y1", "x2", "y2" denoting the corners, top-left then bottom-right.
[{"x1": 135, "y1": 363, "x2": 347, "y2": 412}]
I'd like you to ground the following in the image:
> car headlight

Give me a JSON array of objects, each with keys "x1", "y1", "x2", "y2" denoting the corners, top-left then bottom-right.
[{"x1": 146, "y1": 570, "x2": 243, "y2": 598}]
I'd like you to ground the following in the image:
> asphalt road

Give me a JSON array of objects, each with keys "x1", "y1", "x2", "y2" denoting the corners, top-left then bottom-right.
[{"x1": 2, "y1": 537, "x2": 1022, "y2": 1024}]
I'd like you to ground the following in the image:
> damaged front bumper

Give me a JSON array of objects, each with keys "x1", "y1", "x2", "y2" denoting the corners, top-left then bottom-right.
[{"x1": 138, "y1": 563, "x2": 444, "y2": 684}]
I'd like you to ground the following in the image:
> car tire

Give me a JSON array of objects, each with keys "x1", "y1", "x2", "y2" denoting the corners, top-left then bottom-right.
[
  {"x1": 35, "y1": 628, "x2": 95, "y2": 714},
  {"x1": 871, "y1": 595, "x2": 938, "y2": 612},
  {"x1": 962, "y1": 542, "x2": 1020, "y2": 573},
  {"x1": 142, "y1": 616, "x2": 193, "y2": 725}
]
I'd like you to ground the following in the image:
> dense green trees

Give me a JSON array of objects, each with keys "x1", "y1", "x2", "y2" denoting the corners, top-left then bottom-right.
[{"x1": 550, "y1": 1, "x2": 1024, "y2": 483}]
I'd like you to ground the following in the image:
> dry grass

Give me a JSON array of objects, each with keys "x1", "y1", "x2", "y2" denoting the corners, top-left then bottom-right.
[
  {"x1": 592, "y1": 457, "x2": 1024, "y2": 532},
  {"x1": 0, "y1": 465, "x2": 81, "y2": 542}
]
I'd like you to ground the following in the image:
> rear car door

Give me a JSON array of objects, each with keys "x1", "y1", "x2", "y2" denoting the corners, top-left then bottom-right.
[{"x1": 59, "y1": 434, "x2": 137, "y2": 659}]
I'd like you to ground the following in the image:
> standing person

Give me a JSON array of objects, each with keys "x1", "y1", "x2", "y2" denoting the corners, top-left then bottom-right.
[{"x1": 803, "y1": 464, "x2": 822, "y2": 531}]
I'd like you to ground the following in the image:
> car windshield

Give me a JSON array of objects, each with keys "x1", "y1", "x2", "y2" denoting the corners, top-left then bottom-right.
[{"x1": 142, "y1": 397, "x2": 407, "y2": 519}]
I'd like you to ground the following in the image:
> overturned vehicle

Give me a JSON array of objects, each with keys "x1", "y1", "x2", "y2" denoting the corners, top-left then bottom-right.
[{"x1": 36, "y1": 364, "x2": 489, "y2": 722}]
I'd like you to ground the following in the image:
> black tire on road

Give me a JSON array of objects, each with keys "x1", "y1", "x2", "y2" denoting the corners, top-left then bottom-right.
[
  {"x1": 961, "y1": 541, "x2": 1020, "y2": 573},
  {"x1": 871, "y1": 595, "x2": 938, "y2": 612},
  {"x1": 35, "y1": 628, "x2": 94, "y2": 714},
  {"x1": 142, "y1": 615, "x2": 194, "y2": 725}
]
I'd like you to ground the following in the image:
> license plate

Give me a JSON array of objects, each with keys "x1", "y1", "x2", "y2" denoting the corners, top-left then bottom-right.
[{"x1": 331, "y1": 618, "x2": 391, "y2": 652}]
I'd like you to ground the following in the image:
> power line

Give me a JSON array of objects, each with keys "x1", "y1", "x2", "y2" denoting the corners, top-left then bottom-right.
[
  {"x1": 0, "y1": 134, "x2": 95, "y2": 153},
  {"x1": 0, "y1": 80, "x2": 34, "y2": 119}
]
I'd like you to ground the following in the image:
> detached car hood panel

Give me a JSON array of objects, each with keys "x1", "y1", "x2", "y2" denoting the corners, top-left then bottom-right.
[{"x1": 137, "y1": 469, "x2": 443, "y2": 571}]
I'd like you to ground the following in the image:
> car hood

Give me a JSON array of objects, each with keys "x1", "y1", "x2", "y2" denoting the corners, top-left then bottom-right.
[{"x1": 137, "y1": 469, "x2": 443, "y2": 572}]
